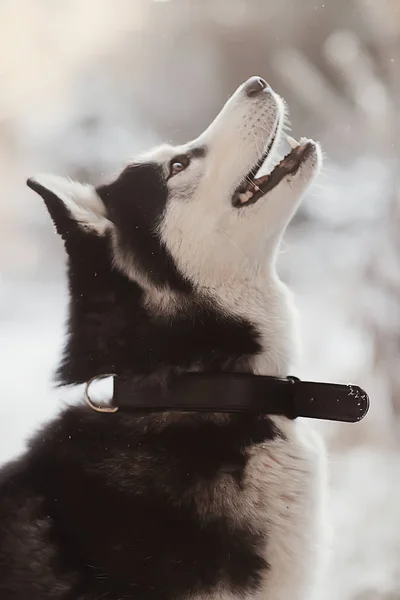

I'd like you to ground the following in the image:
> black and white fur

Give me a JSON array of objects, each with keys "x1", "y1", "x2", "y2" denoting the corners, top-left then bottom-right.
[{"x1": 0, "y1": 77, "x2": 326, "y2": 600}]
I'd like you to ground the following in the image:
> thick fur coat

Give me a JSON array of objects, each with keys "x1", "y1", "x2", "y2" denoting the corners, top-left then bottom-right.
[{"x1": 0, "y1": 77, "x2": 326, "y2": 600}]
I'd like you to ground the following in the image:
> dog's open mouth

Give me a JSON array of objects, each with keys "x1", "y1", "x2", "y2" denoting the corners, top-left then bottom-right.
[{"x1": 232, "y1": 136, "x2": 314, "y2": 208}]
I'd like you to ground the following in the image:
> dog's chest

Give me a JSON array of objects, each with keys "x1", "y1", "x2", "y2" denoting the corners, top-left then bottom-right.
[
  {"x1": 246, "y1": 418, "x2": 326, "y2": 599},
  {"x1": 214, "y1": 418, "x2": 327, "y2": 600}
]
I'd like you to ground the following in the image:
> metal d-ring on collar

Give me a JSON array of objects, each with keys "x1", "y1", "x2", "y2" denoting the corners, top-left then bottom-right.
[{"x1": 84, "y1": 374, "x2": 119, "y2": 413}]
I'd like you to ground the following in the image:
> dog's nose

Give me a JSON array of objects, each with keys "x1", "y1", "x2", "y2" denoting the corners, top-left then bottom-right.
[{"x1": 245, "y1": 77, "x2": 269, "y2": 97}]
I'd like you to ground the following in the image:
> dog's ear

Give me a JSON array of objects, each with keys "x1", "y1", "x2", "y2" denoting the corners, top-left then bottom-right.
[{"x1": 27, "y1": 174, "x2": 111, "y2": 238}]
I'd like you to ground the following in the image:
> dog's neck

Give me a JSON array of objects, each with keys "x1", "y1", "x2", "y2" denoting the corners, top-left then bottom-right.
[
  {"x1": 56, "y1": 228, "x2": 297, "y2": 385},
  {"x1": 204, "y1": 272, "x2": 299, "y2": 378},
  {"x1": 135, "y1": 271, "x2": 298, "y2": 380}
]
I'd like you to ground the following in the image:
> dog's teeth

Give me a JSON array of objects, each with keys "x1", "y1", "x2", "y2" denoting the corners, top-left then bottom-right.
[
  {"x1": 299, "y1": 136, "x2": 308, "y2": 145},
  {"x1": 238, "y1": 190, "x2": 254, "y2": 204},
  {"x1": 287, "y1": 135, "x2": 299, "y2": 149}
]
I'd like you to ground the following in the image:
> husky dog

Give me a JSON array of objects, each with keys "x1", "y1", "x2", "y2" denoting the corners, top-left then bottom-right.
[{"x1": 0, "y1": 77, "x2": 326, "y2": 600}]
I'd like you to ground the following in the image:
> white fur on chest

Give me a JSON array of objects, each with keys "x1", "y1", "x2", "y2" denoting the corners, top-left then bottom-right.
[
  {"x1": 197, "y1": 277, "x2": 327, "y2": 600},
  {"x1": 248, "y1": 417, "x2": 327, "y2": 600},
  {"x1": 192, "y1": 418, "x2": 327, "y2": 600}
]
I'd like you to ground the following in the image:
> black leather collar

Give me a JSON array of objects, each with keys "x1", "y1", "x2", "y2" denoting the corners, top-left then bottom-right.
[{"x1": 105, "y1": 373, "x2": 370, "y2": 423}]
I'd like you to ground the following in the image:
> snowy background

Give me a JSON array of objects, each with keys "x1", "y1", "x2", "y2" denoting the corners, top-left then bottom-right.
[{"x1": 1, "y1": 0, "x2": 400, "y2": 597}]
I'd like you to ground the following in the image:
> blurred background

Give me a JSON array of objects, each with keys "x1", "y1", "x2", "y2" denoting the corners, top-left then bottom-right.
[{"x1": 1, "y1": 0, "x2": 400, "y2": 597}]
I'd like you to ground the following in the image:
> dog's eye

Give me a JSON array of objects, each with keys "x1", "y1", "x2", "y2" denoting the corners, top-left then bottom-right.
[{"x1": 169, "y1": 155, "x2": 190, "y2": 178}]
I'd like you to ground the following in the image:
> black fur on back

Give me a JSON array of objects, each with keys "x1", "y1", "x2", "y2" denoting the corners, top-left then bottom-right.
[{"x1": 0, "y1": 165, "x2": 279, "y2": 600}]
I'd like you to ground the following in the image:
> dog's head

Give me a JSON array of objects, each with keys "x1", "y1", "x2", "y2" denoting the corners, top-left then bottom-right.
[{"x1": 28, "y1": 77, "x2": 322, "y2": 384}]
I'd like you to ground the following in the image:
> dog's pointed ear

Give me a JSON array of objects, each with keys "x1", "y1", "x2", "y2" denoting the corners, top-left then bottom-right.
[{"x1": 27, "y1": 174, "x2": 111, "y2": 237}]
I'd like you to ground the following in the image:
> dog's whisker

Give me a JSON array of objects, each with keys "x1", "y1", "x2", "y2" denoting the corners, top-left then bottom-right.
[{"x1": 219, "y1": 228, "x2": 250, "y2": 266}]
